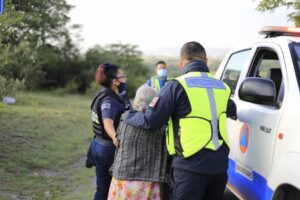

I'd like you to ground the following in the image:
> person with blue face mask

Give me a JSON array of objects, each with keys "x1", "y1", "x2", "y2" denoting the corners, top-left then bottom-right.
[{"x1": 146, "y1": 61, "x2": 170, "y2": 91}]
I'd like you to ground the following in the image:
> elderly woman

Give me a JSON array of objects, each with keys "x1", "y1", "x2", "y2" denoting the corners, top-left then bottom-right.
[{"x1": 108, "y1": 85, "x2": 169, "y2": 200}]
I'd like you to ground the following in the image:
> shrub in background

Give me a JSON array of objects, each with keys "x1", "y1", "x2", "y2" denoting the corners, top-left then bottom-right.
[{"x1": 0, "y1": 75, "x2": 25, "y2": 99}]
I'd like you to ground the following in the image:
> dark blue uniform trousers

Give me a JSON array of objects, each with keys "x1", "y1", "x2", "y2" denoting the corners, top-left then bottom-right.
[
  {"x1": 91, "y1": 139, "x2": 115, "y2": 200},
  {"x1": 172, "y1": 169, "x2": 227, "y2": 200}
]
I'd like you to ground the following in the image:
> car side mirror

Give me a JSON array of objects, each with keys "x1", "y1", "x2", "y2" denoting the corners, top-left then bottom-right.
[{"x1": 239, "y1": 77, "x2": 276, "y2": 106}]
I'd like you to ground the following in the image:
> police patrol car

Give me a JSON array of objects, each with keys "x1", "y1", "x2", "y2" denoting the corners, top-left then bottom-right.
[{"x1": 215, "y1": 26, "x2": 300, "y2": 200}]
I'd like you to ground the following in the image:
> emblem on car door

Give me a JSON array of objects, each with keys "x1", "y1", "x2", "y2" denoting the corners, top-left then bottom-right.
[{"x1": 239, "y1": 124, "x2": 249, "y2": 153}]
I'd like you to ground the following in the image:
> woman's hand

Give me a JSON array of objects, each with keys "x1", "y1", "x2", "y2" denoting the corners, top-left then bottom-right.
[{"x1": 112, "y1": 137, "x2": 120, "y2": 148}]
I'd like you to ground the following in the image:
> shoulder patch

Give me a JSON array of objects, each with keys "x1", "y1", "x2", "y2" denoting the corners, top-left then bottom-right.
[
  {"x1": 149, "y1": 97, "x2": 160, "y2": 108},
  {"x1": 101, "y1": 103, "x2": 111, "y2": 110}
]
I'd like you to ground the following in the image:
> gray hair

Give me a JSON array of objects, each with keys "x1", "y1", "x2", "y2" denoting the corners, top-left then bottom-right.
[{"x1": 133, "y1": 84, "x2": 157, "y2": 112}]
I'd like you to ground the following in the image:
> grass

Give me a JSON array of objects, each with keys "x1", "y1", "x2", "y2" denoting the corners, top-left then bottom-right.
[{"x1": 0, "y1": 92, "x2": 96, "y2": 199}]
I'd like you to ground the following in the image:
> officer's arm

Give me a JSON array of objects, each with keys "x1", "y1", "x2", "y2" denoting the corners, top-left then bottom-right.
[
  {"x1": 103, "y1": 119, "x2": 119, "y2": 147},
  {"x1": 125, "y1": 81, "x2": 177, "y2": 130},
  {"x1": 226, "y1": 99, "x2": 237, "y2": 120},
  {"x1": 101, "y1": 98, "x2": 120, "y2": 147}
]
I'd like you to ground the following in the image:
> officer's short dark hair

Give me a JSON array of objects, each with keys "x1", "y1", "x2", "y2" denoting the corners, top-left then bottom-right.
[
  {"x1": 180, "y1": 41, "x2": 207, "y2": 61},
  {"x1": 155, "y1": 61, "x2": 166, "y2": 67},
  {"x1": 95, "y1": 63, "x2": 120, "y2": 88}
]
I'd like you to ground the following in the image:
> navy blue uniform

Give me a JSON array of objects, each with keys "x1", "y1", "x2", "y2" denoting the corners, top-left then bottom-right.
[
  {"x1": 125, "y1": 60, "x2": 236, "y2": 200},
  {"x1": 101, "y1": 96, "x2": 126, "y2": 126},
  {"x1": 91, "y1": 88, "x2": 126, "y2": 200}
]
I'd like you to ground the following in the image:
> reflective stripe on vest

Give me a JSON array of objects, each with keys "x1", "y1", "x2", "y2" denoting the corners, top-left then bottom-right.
[
  {"x1": 150, "y1": 76, "x2": 161, "y2": 91},
  {"x1": 166, "y1": 72, "x2": 231, "y2": 158},
  {"x1": 150, "y1": 76, "x2": 171, "y2": 91}
]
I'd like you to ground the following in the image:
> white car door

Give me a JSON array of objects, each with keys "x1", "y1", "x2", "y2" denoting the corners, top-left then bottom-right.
[{"x1": 220, "y1": 44, "x2": 286, "y2": 200}]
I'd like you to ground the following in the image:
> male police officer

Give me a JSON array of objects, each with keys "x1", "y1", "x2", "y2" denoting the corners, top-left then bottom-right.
[
  {"x1": 146, "y1": 61, "x2": 169, "y2": 91},
  {"x1": 125, "y1": 41, "x2": 236, "y2": 200}
]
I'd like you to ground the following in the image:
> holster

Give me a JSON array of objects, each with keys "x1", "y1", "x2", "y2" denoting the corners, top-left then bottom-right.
[{"x1": 85, "y1": 138, "x2": 95, "y2": 168}]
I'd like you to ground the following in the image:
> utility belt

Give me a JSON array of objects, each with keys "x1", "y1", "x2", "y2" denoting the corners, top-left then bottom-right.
[
  {"x1": 94, "y1": 134, "x2": 113, "y2": 146},
  {"x1": 85, "y1": 134, "x2": 113, "y2": 168}
]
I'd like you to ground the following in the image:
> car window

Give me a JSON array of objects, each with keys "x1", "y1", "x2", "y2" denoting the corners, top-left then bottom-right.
[
  {"x1": 291, "y1": 43, "x2": 300, "y2": 89},
  {"x1": 221, "y1": 50, "x2": 250, "y2": 95},
  {"x1": 294, "y1": 44, "x2": 300, "y2": 66},
  {"x1": 250, "y1": 50, "x2": 281, "y2": 78},
  {"x1": 248, "y1": 48, "x2": 283, "y2": 102}
]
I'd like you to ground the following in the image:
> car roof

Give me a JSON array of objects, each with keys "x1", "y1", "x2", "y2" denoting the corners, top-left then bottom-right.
[
  {"x1": 229, "y1": 35, "x2": 300, "y2": 53},
  {"x1": 224, "y1": 27, "x2": 300, "y2": 54},
  {"x1": 256, "y1": 36, "x2": 300, "y2": 44}
]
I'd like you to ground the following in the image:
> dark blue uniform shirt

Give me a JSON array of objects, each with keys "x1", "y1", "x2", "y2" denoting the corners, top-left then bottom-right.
[
  {"x1": 101, "y1": 96, "x2": 126, "y2": 129},
  {"x1": 125, "y1": 60, "x2": 237, "y2": 175}
]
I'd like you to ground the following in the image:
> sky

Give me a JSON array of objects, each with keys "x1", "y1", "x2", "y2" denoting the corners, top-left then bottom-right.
[{"x1": 67, "y1": 0, "x2": 293, "y2": 56}]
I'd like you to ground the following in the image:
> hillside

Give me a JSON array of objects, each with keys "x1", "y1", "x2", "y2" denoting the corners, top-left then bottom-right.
[{"x1": 0, "y1": 92, "x2": 95, "y2": 199}]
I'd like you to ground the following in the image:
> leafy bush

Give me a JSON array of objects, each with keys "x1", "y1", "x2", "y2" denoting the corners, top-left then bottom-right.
[{"x1": 0, "y1": 75, "x2": 25, "y2": 99}]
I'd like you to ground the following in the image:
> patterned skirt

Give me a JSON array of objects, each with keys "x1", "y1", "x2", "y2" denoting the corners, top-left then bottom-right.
[{"x1": 108, "y1": 177, "x2": 161, "y2": 200}]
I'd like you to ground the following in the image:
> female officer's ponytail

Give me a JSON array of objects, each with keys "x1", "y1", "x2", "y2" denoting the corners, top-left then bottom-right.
[{"x1": 95, "y1": 63, "x2": 120, "y2": 88}]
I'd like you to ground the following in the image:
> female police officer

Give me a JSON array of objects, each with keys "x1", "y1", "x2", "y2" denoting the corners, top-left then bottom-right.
[{"x1": 90, "y1": 63, "x2": 128, "y2": 200}]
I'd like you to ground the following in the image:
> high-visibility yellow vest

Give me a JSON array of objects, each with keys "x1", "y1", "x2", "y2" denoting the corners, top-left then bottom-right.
[
  {"x1": 166, "y1": 72, "x2": 231, "y2": 158},
  {"x1": 150, "y1": 76, "x2": 170, "y2": 91}
]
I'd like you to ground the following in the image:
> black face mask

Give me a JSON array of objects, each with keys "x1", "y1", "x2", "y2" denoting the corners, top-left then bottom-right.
[{"x1": 117, "y1": 82, "x2": 128, "y2": 93}]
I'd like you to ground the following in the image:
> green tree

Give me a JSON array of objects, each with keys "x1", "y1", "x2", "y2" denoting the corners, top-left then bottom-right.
[
  {"x1": 85, "y1": 45, "x2": 107, "y2": 70},
  {"x1": 0, "y1": 0, "x2": 79, "y2": 89},
  {"x1": 257, "y1": 0, "x2": 300, "y2": 26},
  {"x1": 10, "y1": 0, "x2": 73, "y2": 47}
]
